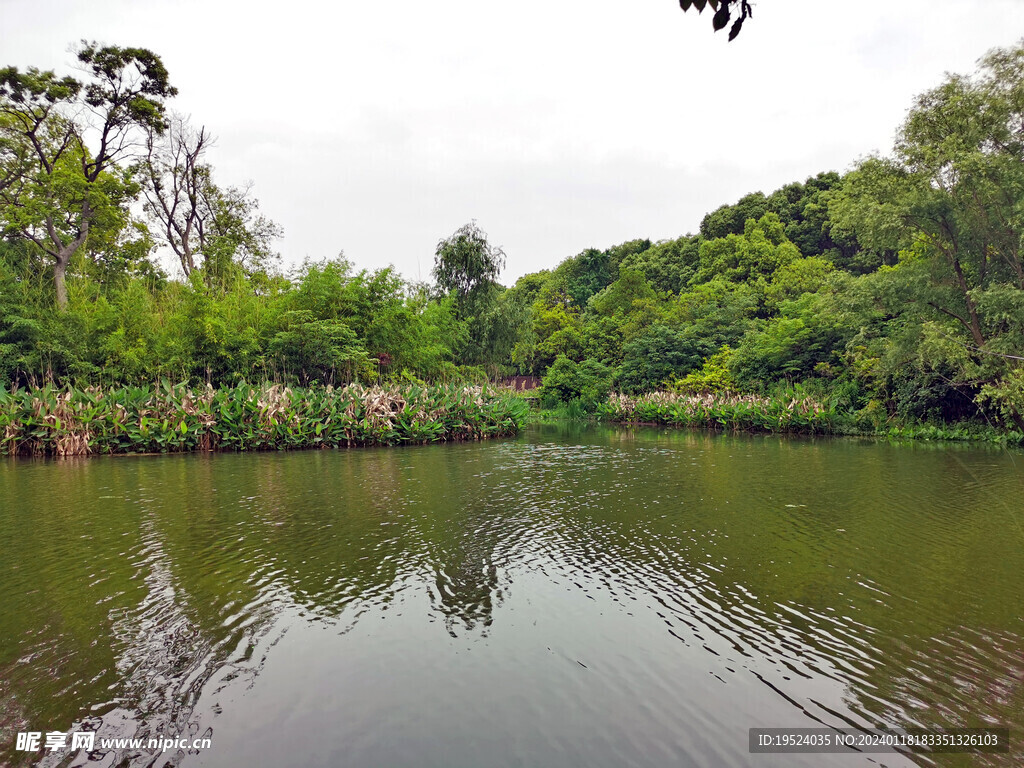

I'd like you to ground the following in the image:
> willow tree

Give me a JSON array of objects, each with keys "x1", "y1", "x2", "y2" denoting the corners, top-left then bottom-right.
[
  {"x1": 433, "y1": 221, "x2": 511, "y2": 368},
  {"x1": 0, "y1": 42, "x2": 176, "y2": 307},
  {"x1": 433, "y1": 222, "x2": 506, "y2": 317}
]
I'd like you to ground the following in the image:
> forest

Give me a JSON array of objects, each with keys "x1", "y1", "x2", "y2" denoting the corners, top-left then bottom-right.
[{"x1": 2, "y1": 41, "x2": 1023, "y2": 440}]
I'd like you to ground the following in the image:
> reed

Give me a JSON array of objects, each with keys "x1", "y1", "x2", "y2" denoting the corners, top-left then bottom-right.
[
  {"x1": 0, "y1": 382, "x2": 529, "y2": 457},
  {"x1": 598, "y1": 390, "x2": 833, "y2": 433}
]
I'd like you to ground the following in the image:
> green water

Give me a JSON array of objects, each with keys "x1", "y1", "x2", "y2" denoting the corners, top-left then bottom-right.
[{"x1": 1, "y1": 424, "x2": 1022, "y2": 767}]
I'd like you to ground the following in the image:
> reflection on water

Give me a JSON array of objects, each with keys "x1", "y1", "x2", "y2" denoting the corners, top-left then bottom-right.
[{"x1": 1, "y1": 424, "x2": 1022, "y2": 767}]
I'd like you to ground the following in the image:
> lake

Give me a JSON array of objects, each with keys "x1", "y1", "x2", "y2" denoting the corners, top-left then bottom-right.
[{"x1": 1, "y1": 424, "x2": 1022, "y2": 767}]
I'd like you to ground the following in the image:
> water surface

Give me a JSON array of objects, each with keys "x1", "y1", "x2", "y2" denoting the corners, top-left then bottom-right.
[{"x1": 1, "y1": 424, "x2": 1022, "y2": 767}]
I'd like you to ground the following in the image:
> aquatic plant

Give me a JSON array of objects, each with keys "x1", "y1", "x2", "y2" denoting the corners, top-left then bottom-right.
[
  {"x1": 0, "y1": 382, "x2": 528, "y2": 457},
  {"x1": 597, "y1": 390, "x2": 833, "y2": 433}
]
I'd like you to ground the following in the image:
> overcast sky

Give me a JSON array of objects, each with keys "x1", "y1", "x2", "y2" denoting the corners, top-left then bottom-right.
[{"x1": 2, "y1": 0, "x2": 1023, "y2": 284}]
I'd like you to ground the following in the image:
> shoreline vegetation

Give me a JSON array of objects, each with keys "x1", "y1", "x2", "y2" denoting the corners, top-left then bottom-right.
[
  {"x1": 3, "y1": 381, "x2": 1020, "y2": 459},
  {"x1": 531, "y1": 390, "x2": 1024, "y2": 446},
  {"x1": 0, "y1": 383, "x2": 528, "y2": 457},
  {"x1": 598, "y1": 390, "x2": 833, "y2": 433},
  {"x1": 3, "y1": 43, "x2": 1024, "y2": 448}
]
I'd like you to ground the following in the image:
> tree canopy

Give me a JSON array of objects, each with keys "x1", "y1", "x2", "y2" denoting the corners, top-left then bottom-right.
[{"x1": 0, "y1": 42, "x2": 176, "y2": 306}]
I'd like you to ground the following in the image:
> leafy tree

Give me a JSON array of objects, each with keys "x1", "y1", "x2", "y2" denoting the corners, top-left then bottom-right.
[
  {"x1": 0, "y1": 42, "x2": 176, "y2": 306},
  {"x1": 533, "y1": 304, "x2": 585, "y2": 372},
  {"x1": 433, "y1": 221, "x2": 507, "y2": 364},
  {"x1": 270, "y1": 310, "x2": 369, "y2": 385},
  {"x1": 401, "y1": 288, "x2": 465, "y2": 379},
  {"x1": 472, "y1": 285, "x2": 533, "y2": 376},
  {"x1": 541, "y1": 355, "x2": 613, "y2": 409},
  {"x1": 669, "y1": 279, "x2": 759, "y2": 350},
  {"x1": 433, "y1": 221, "x2": 505, "y2": 315},
  {"x1": 700, "y1": 174, "x2": 865, "y2": 272},
  {"x1": 670, "y1": 346, "x2": 737, "y2": 394},
  {"x1": 831, "y1": 42, "x2": 1024, "y2": 427},
  {"x1": 0, "y1": 114, "x2": 32, "y2": 194},
  {"x1": 586, "y1": 268, "x2": 657, "y2": 317},
  {"x1": 730, "y1": 293, "x2": 851, "y2": 387},
  {"x1": 617, "y1": 324, "x2": 712, "y2": 393},
  {"x1": 87, "y1": 280, "x2": 162, "y2": 383},
  {"x1": 536, "y1": 239, "x2": 649, "y2": 310},
  {"x1": 200, "y1": 181, "x2": 281, "y2": 289},
  {"x1": 693, "y1": 213, "x2": 799, "y2": 286},
  {"x1": 700, "y1": 191, "x2": 770, "y2": 241},
  {"x1": 0, "y1": 244, "x2": 44, "y2": 383},
  {"x1": 763, "y1": 255, "x2": 835, "y2": 311},
  {"x1": 540, "y1": 247, "x2": 613, "y2": 310},
  {"x1": 620, "y1": 235, "x2": 701, "y2": 294},
  {"x1": 770, "y1": 174, "x2": 839, "y2": 254}
]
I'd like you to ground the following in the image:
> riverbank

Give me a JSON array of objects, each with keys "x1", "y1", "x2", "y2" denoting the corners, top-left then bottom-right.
[
  {"x1": 530, "y1": 390, "x2": 1024, "y2": 445},
  {"x1": 0, "y1": 383, "x2": 528, "y2": 457}
]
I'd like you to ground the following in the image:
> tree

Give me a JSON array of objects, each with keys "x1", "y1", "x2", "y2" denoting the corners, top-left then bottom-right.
[
  {"x1": 433, "y1": 221, "x2": 507, "y2": 365},
  {"x1": 270, "y1": 310, "x2": 369, "y2": 385},
  {"x1": 541, "y1": 355, "x2": 613, "y2": 409},
  {"x1": 617, "y1": 324, "x2": 709, "y2": 393},
  {"x1": 0, "y1": 42, "x2": 176, "y2": 306},
  {"x1": 0, "y1": 133, "x2": 144, "y2": 298},
  {"x1": 433, "y1": 221, "x2": 505, "y2": 313},
  {"x1": 140, "y1": 115, "x2": 211, "y2": 277},
  {"x1": 831, "y1": 42, "x2": 1024, "y2": 428},
  {"x1": 693, "y1": 213, "x2": 800, "y2": 285},
  {"x1": 0, "y1": 114, "x2": 32, "y2": 194},
  {"x1": 141, "y1": 114, "x2": 281, "y2": 286},
  {"x1": 535, "y1": 239, "x2": 651, "y2": 310},
  {"x1": 699, "y1": 174, "x2": 863, "y2": 271},
  {"x1": 620, "y1": 235, "x2": 700, "y2": 294}
]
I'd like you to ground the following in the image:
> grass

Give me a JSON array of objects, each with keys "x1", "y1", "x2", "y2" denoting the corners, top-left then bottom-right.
[{"x1": 0, "y1": 381, "x2": 529, "y2": 457}]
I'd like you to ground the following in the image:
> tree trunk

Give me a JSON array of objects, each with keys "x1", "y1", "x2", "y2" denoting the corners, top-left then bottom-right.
[
  {"x1": 1010, "y1": 407, "x2": 1024, "y2": 433},
  {"x1": 183, "y1": 241, "x2": 195, "y2": 276},
  {"x1": 54, "y1": 255, "x2": 69, "y2": 308},
  {"x1": 950, "y1": 253, "x2": 987, "y2": 349},
  {"x1": 45, "y1": 207, "x2": 89, "y2": 310}
]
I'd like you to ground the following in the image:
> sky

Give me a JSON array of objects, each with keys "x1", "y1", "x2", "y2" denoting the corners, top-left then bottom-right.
[{"x1": 2, "y1": 0, "x2": 1023, "y2": 284}]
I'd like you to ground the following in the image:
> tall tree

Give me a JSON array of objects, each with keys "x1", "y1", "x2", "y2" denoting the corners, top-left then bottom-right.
[
  {"x1": 433, "y1": 221, "x2": 507, "y2": 366},
  {"x1": 141, "y1": 114, "x2": 211, "y2": 277},
  {"x1": 433, "y1": 221, "x2": 505, "y2": 317},
  {"x1": 832, "y1": 42, "x2": 1024, "y2": 427},
  {"x1": 0, "y1": 42, "x2": 176, "y2": 306},
  {"x1": 141, "y1": 114, "x2": 281, "y2": 286}
]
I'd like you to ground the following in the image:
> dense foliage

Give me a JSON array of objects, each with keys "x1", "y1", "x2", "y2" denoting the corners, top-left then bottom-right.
[{"x1": 2, "y1": 41, "x2": 1023, "y2": 439}]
